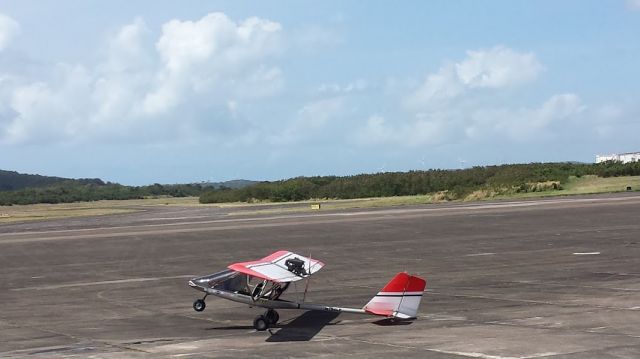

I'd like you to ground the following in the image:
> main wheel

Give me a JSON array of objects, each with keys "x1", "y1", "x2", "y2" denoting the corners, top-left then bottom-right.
[
  {"x1": 193, "y1": 299, "x2": 206, "y2": 312},
  {"x1": 253, "y1": 315, "x2": 269, "y2": 331},
  {"x1": 265, "y1": 309, "x2": 279, "y2": 325}
]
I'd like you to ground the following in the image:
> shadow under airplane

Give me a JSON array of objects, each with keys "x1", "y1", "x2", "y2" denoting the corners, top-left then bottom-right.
[
  {"x1": 266, "y1": 310, "x2": 341, "y2": 342},
  {"x1": 372, "y1": 318, "x2": 413, "y2": 326}
]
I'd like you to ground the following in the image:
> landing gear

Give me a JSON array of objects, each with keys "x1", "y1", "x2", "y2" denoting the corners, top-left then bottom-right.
[
  {"x1": 253, "y1": 309, "x2": 279, "y2": 331},
  {"x1": 265, "y1": 309, "x2": 279, "y2": 325},
  {"x1": 253, "y1": 315, "x2": 268, "y2": 331},
  {"x1": 193, "y1": 295, "x2": 207, "y2": 312}
]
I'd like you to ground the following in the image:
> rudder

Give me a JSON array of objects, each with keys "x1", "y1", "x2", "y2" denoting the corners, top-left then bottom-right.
[{"x1": 363, "y1": 272, "x2": 426, "y2": 319}]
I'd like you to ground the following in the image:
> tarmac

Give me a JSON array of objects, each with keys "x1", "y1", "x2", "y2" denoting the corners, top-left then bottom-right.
[{"x1": 1, "y1": 193, "x2": 640, "y2": 358}]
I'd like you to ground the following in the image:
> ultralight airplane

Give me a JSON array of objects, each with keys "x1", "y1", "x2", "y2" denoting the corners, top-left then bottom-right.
[{"x1": 188, "y1": 250, "x2": 427, "y2": 331}]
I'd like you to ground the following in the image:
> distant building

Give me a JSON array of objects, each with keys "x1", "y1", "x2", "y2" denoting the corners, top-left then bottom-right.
[{"x1": 596, "y1": 152, "x2": 640, "y2": 164}]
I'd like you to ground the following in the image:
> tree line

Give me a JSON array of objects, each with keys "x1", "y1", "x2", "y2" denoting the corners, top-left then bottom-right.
[
  {"x1": 199, "y1": 161, "x2": 640, "y2": 204},
  {"x1": 0, "y1": 182, "x2": 207, "y2": 205},
  {"x1": 2, "y1": 161, "x2": 639, "y2": 206},
  {"x1": 0, "y1": 169, "x2": 102, "y2": 191}
]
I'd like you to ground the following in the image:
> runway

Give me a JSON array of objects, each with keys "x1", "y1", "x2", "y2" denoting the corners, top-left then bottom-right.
[{"x1": 1, "y1": 193, "x2": 640, "y2": 358}]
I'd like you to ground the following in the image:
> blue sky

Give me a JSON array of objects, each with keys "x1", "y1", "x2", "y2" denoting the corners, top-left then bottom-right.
[{"x1": 1, "y1": 1, "x2": 639, "y2": 185}]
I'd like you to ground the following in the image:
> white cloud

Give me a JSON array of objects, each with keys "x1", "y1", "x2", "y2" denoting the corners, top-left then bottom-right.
[
  {"x1": 105, "y1": 17, "x2": 152, "y2": 72},
  {"x1": 142, "y1": 13, "x2": 282, "y2": 115},
  {"x1": 357, "y1": 93, "x2": 585, "y2": 147},
  {"x1": 0, "y1": 13, "x2": 20, "y2": 51},
  {"x1": 271, "y1": 97, "x2": 345, "y2": 145},
  {"x1": 355, "y1": 114, "x2": 449, "y2": 147},
  {"x1": 405, "y1": 65, "x2": 464, "y2": 107},
  {"x1": 362, "y1": 46, "x2": 567, "y2": 148},
  {"x1": 0, "y1": 13, "x2": 284, "y2": 145},
  {"x1": 407, "y1": 46, "x2": 543, "y2": 108},
  {"x1": 455, "y1": 46, "x2": 542, "y2": 88},
  {"x1": 5, "y1": 65, "x2": 93, "y2": 144},
  {"x1": 91, "y1": 19, "x2": 153, "y2": 128},
  {"x1": 466, "y1": 93, "x2": 584, "y2": 141}
]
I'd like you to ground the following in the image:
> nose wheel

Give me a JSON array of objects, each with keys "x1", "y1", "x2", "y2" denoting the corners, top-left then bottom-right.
[
  {"x1": 193, "y1": 295, "x2": 207, "y2": 312},
  {"x1": 253, "y1": 309, "x2": 279, "y2": 331}
]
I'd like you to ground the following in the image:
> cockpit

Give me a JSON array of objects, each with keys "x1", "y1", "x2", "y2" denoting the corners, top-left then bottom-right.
[{"x1": 190, "y1": 269, "x2": 289, "y2": 301}]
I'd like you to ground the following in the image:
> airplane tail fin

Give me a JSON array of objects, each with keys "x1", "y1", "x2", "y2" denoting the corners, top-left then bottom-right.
[{"x1": 363, "y1": 272, "x2": 426, "y2": 319}]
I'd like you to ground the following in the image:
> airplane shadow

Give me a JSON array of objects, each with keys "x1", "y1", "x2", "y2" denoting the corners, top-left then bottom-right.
[
  {"x1": 266, "y1": 311, "x2": 341, "y2": 342},
  {"x1": 205, "y1": 325, "x2": 255, "y2": 330},
  {"x1": 372, "y1": 318, "x2": 413, "y2": 326}
]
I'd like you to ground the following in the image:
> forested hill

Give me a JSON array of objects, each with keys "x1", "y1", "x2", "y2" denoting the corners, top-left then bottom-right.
[
  {"x1": 203, "y1": 179, "x2": 259, "y2": 189},
  {"x1": 3, "y1": 162, "x2": 639, "y2": 206},
  {"x1": 199, "y1": 161, "x2": 640, "y2": 204},
  {"x1": 0, "y1": 170, "x2": 104, "y2": 191},
  {"x1": 0, "y1": 169, "x2": 256, "y2": 205}
]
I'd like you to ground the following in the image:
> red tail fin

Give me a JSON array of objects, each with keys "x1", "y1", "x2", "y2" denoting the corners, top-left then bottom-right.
[{"x1": 363, "y1": 272, "x2": 426, "y2": 319}]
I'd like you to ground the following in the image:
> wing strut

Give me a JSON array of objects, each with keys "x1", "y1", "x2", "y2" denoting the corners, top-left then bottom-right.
[{"x1": 302, "y1": 251, "x2": 312, "y2": 303}]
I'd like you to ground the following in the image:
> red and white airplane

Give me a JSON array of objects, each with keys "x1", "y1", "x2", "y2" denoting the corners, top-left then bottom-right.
[{"x1": 188, "y1": 250, "x2": 427, "y2": 331}]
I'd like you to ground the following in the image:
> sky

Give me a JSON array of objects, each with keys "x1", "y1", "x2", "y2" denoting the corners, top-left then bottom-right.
[{"x1": 0, "y1": 1, "x2": 639, "y2": 185}]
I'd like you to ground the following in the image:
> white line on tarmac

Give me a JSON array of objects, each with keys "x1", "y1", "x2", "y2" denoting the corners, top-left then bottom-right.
[
  {"x1": 426, "y1": 349, "x2": 559, "y2": 359},
  {"x1": 142, "y1": 215, "x2": 215, "y2": 221},
  {"x1": 11, "y1": 274, "x2": 194, "y2": 291},
  {"x1": 4, "y1": 194, "x2": 640, "y2": 238},
  {"x1": 573, "y1": 252, "x2": 601, "y2": 255},
  {"x1": 465, "y1": 252, "x2": 496, "y2": 257}
]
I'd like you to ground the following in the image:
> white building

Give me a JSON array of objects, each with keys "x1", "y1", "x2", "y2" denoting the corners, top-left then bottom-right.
[{"x1": 596, "y1": 152, "x2": 640, "y2": 163}]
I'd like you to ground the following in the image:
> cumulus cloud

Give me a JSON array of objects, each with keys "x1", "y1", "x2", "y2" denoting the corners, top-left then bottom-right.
[
  {"x1": 356, "y1": 46, "x2": 582, "y2": 148},
  {"x1": 405, "y1": 65, "x2": 464, "y2": 107},
  {"x1": 455, "y1": 46, "x2": 542, "y2": 88},
  {"x1": 3, "y1": 65, "x2": 92, "y2": 144},
  {"x1": 271, "y1": 97, "x2": 346, "y2": 145},
  {"x1": 407, "y1": 46, "x2": 543, "y2": 108},
  {"x1": 0, "y1": 13, "x2": 20, "y2": 51},
  {"x1": 143, "y1": 13, "x2": 282, "y2": 115},
  {"x1": 356, "y1": 93, "x2": 584, "y2": 147},
  {"x1": 105, "y1": 17, "x2": 152, "y2": 71},
  {"x1": 465, "y1": 93, "x2": 584, "y2": 141},
  {"x1": 355, "y1": 114, "x2": 448, "y2": 147},
  {"x1": 0, "y1": 13, "x2": 283, "y2": 145}
]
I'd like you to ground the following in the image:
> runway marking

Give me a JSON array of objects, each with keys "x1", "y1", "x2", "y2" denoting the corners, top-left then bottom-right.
[
  {"x1": 428, "y1": 290, "x2": 640, "y2": 311},
  {"x1": 143, "y1": 215, "x2": 215, "y2": 221},
  {"x1": 573, "y1": 252, "x2": 600, "y2": 255},
  {"x1": 509, "y1": 279, "x2": 640, "y2": 292},
  {"x1": 337, "y1": 335, "x2": 559, "y2": 359},
  {"x1": 421, "y1": 314, "x2": 467, "y2": 321},
  {"x1": 11, "y1": 274, "x2": 194, "y2": 291},
  {"x1": 3, "y1": 194, "x2": 640, "y2": 239},
  {"x1": 426, "y1": 349, "x2": 559, "y2": 359},
  {"x1": 465, "y1": 252, "x2": 496, "y2": 257}
]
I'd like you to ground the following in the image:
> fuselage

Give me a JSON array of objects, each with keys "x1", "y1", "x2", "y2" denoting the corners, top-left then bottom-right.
[{"x1": 188, "y1": 269, "x2": 366, "y2": 314}]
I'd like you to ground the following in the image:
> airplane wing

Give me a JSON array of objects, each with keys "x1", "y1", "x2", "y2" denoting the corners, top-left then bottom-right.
[{"x1": 228, "y1": 250, "x2": 325, "y2": 283}]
